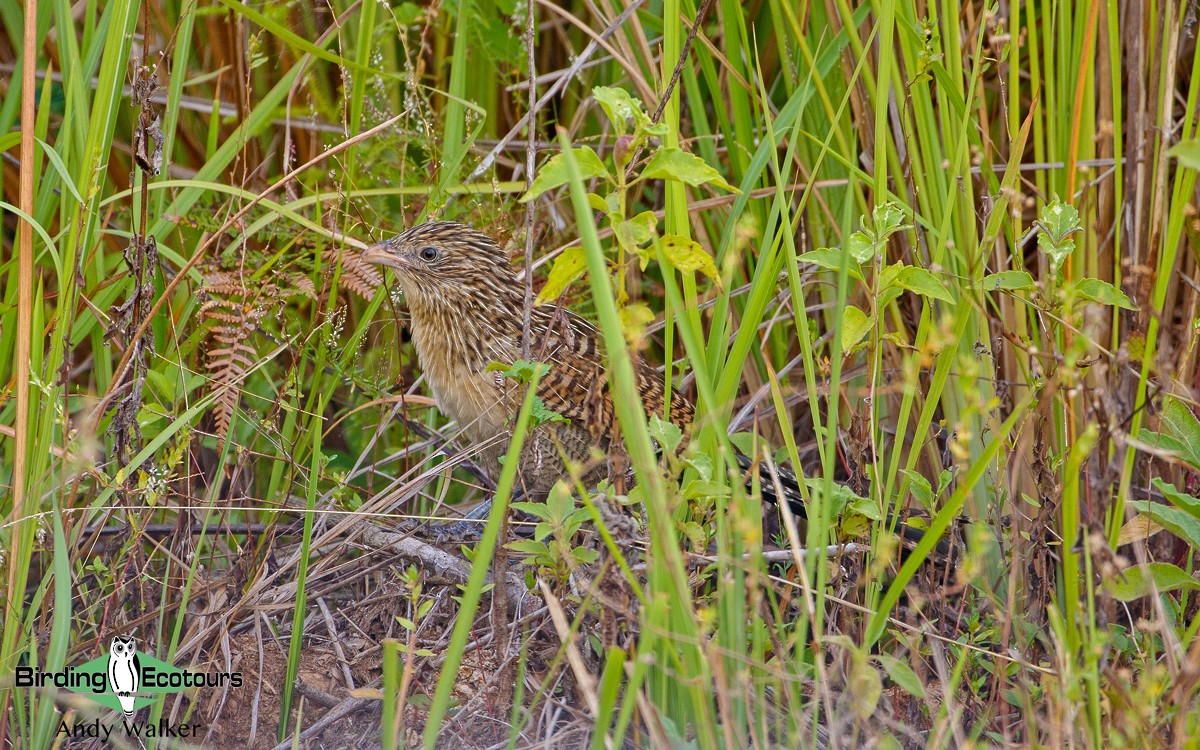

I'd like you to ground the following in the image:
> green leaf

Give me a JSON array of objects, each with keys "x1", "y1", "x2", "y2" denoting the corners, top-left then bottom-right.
[
  {"x1": 847, "y1": 656, "x2": 882, "y2": 720},
  {"x1": 1103, "y1": 563, "x2": 1200, "y2": 602},
  {"x1": 840, "y1": 305, "x2": 874, "y2": 352},
  {"x1": 531, "y1": 396, "x2": 569, "y2": 426},
  {"x1": 982, "y1": 270, "x2": 1035, "y2": 291},
  {"x1": 521, "y1": 147, "x2": 609, "y2": 202},
  {"x1": 1168, "y1": 139, "x2": 1200, "y2": 171},
  {"x1": 648, "y1": 414, "x2": 683, "y2": 453},
  {"x1": 1071, "y1": 278, "x2": 1137, "y2": 310},
  {"x1": 536, "y1": 246, "x2": 587, "y2": 303},
  {"x1": 659, "y1": 234, "x2": 720, "y2": 283},
  {"x1": 871, "y1": 202, "x2": 908, "y2": 238},
  {"x1": 614, "y1": 210, "x2": 658, "y2": 262},
  {"x1": 876, "y1": 654, "x2": 927, "y2": 699},
  {"x1": 641, "y1": 148, "x2": 739, "y2": 192},
  {"x1": 798, "y1": 248, "x2": 864, "y2": 281},
  {"x1": 1129, "y1": 499, "x2": 1200, "y2": 549},
  {"x1": 901, "y1": 469, "x2": 934, "y2": 509},
  {"x1": 1035, "y1": 197, "x2": 1082, "y2": 270},
  {"x1": 487, "y1": 359, "x2": 550, "y2": 382},
  {"x1": 804, "y1": 479, "x2": 868, "y2": 517},
  {"x1": 1137, "y1": 430, "x2": 1187, "y2": 458},
  {"x1": 1158, "y1": 395, "x2": 1200, "y2": 470},
  {"x1": 591, "y1": 85, "x2": 649, "y2": 135},
  {"x1": 846, "y1": 231, "x2": 876, "y2": 263},
  {"x1": 892, "y1": 265, "x2": 954, "y2": 303},
  {"x1": 1152, "y1": 479, "x2": 1200, "y2": 519},
  {"x1": 507, "y1": 540, "x2": 550, "y2": 556},
  {"x1": 849, "y1": 494, "x2": 883, "y2": 521},
  {"x1": 683, "y1": 479, "x2": 732, "y2": 500}
]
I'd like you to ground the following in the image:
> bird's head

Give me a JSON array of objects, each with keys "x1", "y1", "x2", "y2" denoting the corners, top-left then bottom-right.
[{"x1": 362, "y1": 221, "x2": 521, "y2": 311}]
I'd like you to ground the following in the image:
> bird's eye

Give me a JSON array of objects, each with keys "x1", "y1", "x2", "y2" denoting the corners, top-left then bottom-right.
[{"x1": 419, "y1": 246, "x2": 439, "y2": 262}]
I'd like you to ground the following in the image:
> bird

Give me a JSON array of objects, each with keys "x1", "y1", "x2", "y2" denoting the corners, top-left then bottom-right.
[
  {"x1": 363, "y1": 221, "x2": 940, "y2": 550},
  {"x1": 363, "y1": 220, "x2": 693, "y2": 499},
  {"x1": 107, "y1": 635, "x2": 141, "y2": 718}
]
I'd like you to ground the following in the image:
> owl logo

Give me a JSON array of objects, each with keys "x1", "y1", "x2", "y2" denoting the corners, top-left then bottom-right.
[{"x1": 107, "y1": 636, "x2": 141, "y2": 717}]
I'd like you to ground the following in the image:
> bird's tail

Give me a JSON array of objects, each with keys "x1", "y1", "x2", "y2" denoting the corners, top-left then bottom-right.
[{"x1": 734, "y1": 452, "x2": 953, "y2": 556}]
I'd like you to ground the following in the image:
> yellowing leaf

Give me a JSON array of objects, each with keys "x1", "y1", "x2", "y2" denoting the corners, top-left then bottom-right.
[
  {"x1": 619, "y1": 302, "x2": 654, "y2": 349},
  {"x1": 1117, "y1": 514, "x2": 1165, "y2": 546},
  {"x1": 615, "y1": 210, "x2": 658, "y2": 265},
  {"x1": 659, "y1": 234, "x2": 720, "y2": 284},
  {"x1": 536, "y1": 247, "x2": 587, "y2": 303}
]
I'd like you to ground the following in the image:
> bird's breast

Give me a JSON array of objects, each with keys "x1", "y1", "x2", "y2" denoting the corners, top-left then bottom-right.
[{"x1": 409, "y1": 311, "x2": 517, "y2": 445}]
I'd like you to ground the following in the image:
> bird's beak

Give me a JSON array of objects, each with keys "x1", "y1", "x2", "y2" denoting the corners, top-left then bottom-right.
[{"x1": 362, "y1": 241, "x2": 401, "y2": 269}]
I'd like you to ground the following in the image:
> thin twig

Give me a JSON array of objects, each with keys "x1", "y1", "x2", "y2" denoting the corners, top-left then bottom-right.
[
  {"x1": 460, "y1": 0, "x2": 645, "y2": 185},
  {"x1": 650, "y1": 0, "x2": 715, "y2": 124}
]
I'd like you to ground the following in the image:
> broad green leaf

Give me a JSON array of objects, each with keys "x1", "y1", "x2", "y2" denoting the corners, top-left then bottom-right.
[
  {"x1": 647, "y1": 414, "x2": 684, "y2": 452},
  {"x1": 876, "y1": 654, "x2": 927, "y2": 699},
  {"x1": 683, "y1": 479, "x2": 732, "y2": 500},
  {"x1": 531, "y1": 396, "x2": 569, "y2": 425},
  {"x1": 840, "y1": 305, "x2": 874, "y2": 352},
  {"x1": 846, "y1": 231, "x2": 876, "y2": 263},
  {"x1": 849, "y1": 494, "x2": 883, "y2": 521},
  {"x1": 804, "y1": 479, "x2": 868, "y2": 516},
  {"x1": 1158, "y1": 395, "x2": 1200, "y2": 470},
  {"x1": 507, "y1": 540, "x2": 550, "y2": 556},
  {"x1": 798, "y1": 248, "x2": 864, "y2": 281},
  {"x1": 641, "y1": 148, "x2": 739, "y2": 192},
  {"x1": 1072, "y1": 278, "x2": 1137, "y2": 310},
  {"x1": 591, "y1": 86, "x2": 648, "y2": 135},
  {"x1": 521, "y1": 147, "x2": 609, "y2": 202},
  {"x1": 1036, "y1": 198, "x2": 1082, "y2": 270},
  {"x1": 982, "y1": 270, "x2": 1035, "y2": 291},
  {"x1": 901, "y1": 469, "x2": 934, "y2": 508},
  {"x1": 1168, "y1": 139, "x2": 1200, "y2": 170},
  {"x1": 1152, "y1": 479, "x2": 1200, "y2": 519},
  {"x1": 659, "y1": 234, "x2": 720, "y2": 283},
  {"x1": 871, "y1": 202, "x2": 908, "y2": 237},
  {"x1": 892, "y1": 265, "x2": 954, "y2": 303},
  {"x1": 1137, "y1": 430, "x2": 1187, "y2": 460},
  {"x1": 536, "y1": 246, "x2": 587, "y2": 303},
  {"x1": 1103, "y1": 563, "x2": 1200, "y2": 602},
  {"x1": 1129, "y1": 499, "x2": 1200, "y2": 549}
]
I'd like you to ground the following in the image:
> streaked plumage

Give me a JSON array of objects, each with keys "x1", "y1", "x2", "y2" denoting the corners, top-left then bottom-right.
[{"x1": 363, "y1": 221, "x2": 693, "y2": 494}]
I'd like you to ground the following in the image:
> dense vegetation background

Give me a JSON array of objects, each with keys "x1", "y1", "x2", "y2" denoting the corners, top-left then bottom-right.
[{"x1": 2, "y1": 0, "x2": 1200, "y2": 747}]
